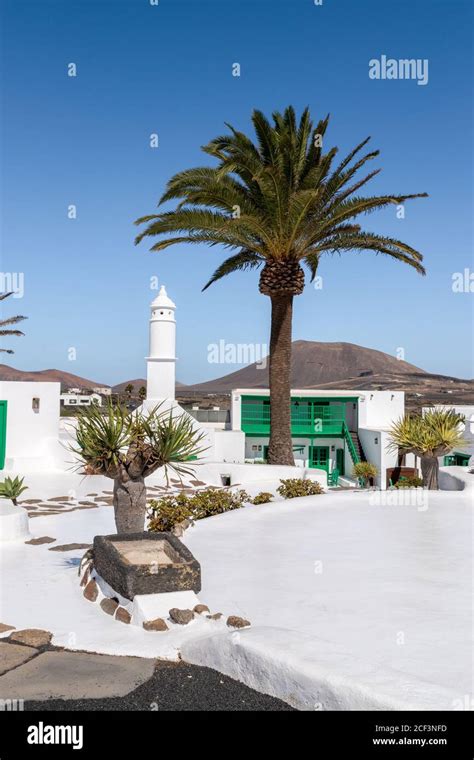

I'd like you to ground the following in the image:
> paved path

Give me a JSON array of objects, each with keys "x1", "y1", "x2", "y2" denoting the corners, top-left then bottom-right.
[{"x1": 0, "y1": 636, "x2": 292, "y2": 711}]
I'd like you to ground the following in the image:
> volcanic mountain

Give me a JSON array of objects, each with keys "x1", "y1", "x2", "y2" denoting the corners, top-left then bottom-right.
[
  {"x1": 184, "y1": 341, "x2": 427, "y2": 392},
  {"x1": 0, "y1": 364, "x2": 109, "y2": 391}
]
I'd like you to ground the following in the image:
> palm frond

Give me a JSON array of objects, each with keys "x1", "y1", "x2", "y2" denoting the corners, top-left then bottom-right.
[{"x1": 134, "y1": 106, "x2": 428, "y2": 289}]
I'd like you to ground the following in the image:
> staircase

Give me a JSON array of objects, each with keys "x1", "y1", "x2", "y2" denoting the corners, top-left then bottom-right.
[
  {"x1": 349, "y1": 431, "x2": 367, "y2": 463},
  {"x1": 342, "y1": 422, "x2": 367, "y2": 466}
]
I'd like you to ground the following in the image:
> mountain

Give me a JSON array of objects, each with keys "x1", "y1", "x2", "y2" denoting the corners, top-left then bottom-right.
[
  {"x1": 112, "y1": 379, "x2": 147, "y2": 394},
  {"x1": 112, "y1": 379, "x2": 187, "y2": 394},
  {"x1": 184, "y1": 341, "x2": 428, "y2": 392},
  {"x1": 0, "y1": 364, "x2": 109, "y2": 391}
]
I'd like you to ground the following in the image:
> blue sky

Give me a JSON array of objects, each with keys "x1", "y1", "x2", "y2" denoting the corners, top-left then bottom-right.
[{"x1": 1, "y1": 0, "x2": 472, "y2": 385}]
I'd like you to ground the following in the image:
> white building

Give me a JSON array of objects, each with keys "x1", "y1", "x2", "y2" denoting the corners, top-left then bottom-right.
[
  {"x1": 0, "y1": 381, "x2": 62, "y2": 471},
  {"x1": 0, "y1": 284, "x2": 413, "y2": 487},
  {"x1": 139, "y1": 285, "x2": 405, "y2": 488},
  {"x1": 229, "y1": 388, "x2": 403, "y2": 488},
  {"x1": 93, "y1": 386, "x2": 112, "y2": 396},
  {"x1": 60, "y1": 392, "x2": 102, "y2": 407}
]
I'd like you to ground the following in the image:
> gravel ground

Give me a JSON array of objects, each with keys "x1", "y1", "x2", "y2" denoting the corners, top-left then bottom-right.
[{"x1": 25, "y1": 660, "x2": 294, "y2": 711}]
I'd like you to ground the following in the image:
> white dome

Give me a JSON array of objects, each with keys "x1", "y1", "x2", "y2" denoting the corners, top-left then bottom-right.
[{"x1": 151, "y1": 285, "x2": 176, "y2": 309}]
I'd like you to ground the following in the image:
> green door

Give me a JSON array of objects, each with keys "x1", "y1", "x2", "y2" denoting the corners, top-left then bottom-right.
[
  {"x1": 0, "y1": 401, "x2": 7, "y2": 470},
  {"x1": 336, "y1": 447, "x2": 345, "y2": 476},
  {"x1": 310, "y1": 445, "x2": 329, "y2": 471}
]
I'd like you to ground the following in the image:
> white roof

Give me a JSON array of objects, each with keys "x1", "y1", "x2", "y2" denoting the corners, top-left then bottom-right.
[
  {"x1": 232, "y1": 388, "x2": 365, "y2": 397},
  {"x1": 151, "y1": 285, "x2": 175, "y2": 309}
]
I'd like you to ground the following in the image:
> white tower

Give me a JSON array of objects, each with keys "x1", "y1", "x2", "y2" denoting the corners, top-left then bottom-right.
[{"x1": 146, "y1": 285, "x2": 176, "y2": 400}]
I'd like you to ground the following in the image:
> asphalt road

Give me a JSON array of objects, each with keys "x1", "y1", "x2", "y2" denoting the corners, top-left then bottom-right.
[{"x1": 25, "y1": 660, "x2": 294, "y2": 711}]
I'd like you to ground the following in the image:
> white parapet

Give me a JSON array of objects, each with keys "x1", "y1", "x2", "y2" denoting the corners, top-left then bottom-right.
[
  {"x1": 131, "y1": 590, "x2": 201, "y2": 627},
  {"x1": 0, "y1": 502, "x2": 31, "y2": 542}
]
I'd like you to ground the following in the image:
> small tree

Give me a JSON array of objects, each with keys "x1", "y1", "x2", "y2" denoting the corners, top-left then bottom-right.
[
  {"x1": 71, "y1": 401, "x2": 205, "y2": 533},
  {"x1": 124, "y1": 383, "x2": 134, "y2": 400},
  {"x1": 138, "y1": 386, "x2": 146, "y2": 402},
  {"x1": 353, "y1": 461, "x2": 378, "y2": 488},
  {"x1": 388, "y1": 409, "x2": 465, "y2": 490}
]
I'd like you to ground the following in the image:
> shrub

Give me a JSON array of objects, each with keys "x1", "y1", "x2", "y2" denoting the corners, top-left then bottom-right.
[
  {"x1": 276, "y1": 478, "x2": 324, "y2": 499},
  {"x1": 0, "y1": 475, "x2": 28, "y2": 506},
  {"x1": 147, "y1": 487, "x2": 250, "y2": 532},
  {"x1": 252, "y1": 491, "x2": 273, "y2": 505},
  {"x1": 147, "y1": 492, "x2": 193, "y2": 532},
  {"x1": 191, "y1": 488, "x2": 249, "y2": 518},
  {"x1": 353, "y1": 461, "x2": 378, "y2": 487},
  {"x1": 395, "y1": 475, "x2": 424, "y2": 488}
]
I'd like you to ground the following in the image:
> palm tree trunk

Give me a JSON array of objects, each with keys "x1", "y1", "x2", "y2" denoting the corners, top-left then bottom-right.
[
  {"x1": 267, "y1": 293, "x2": 295, "y2": 466},
  {"x1": 113, "y1": 476, "x2": 147, "y2": 533},
  {"x1": 420, "y1": 455, "x2": 439, "y2": 490}
]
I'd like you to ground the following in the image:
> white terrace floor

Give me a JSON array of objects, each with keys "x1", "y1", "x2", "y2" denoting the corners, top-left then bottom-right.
[{"x1": 0, "y1": 470, "x2": 472, "y2": 711}]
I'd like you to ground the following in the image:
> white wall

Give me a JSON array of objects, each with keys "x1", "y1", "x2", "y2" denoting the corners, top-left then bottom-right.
[
  {"x1": 358, "y1": 428, "x2": 398, "y2": 489},
  {"x1": 243, "y1": 435, "x2": 348, "y2": 474},
  {"x1": 188, "y1": 461, "x2": 327, "y2": 493},
  {"x1": 0, "y1": 381, "x2": 61, "y2": 470},
  {"x1": 358, "y1": 392, "x2": 405, "y2": 429},
  {"x1": 211, "y1": 430, "x2": 245, "y2": 463}
]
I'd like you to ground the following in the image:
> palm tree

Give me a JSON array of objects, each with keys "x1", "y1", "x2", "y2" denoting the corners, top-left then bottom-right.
[
  {"x1": 135, "y1": 106, "x2": 427, "y2": 465},
  {"x1": 388, "y1": 409, "x2": 465, "y2": 490},
  {"x1": 0, "y1": 292, "x2": 27, "y2": 353},
  {"x1": 71, "y1": 401, "x2": 205, "y2": 532},
  {"x1": 138, "y1": 385, "x2": 147, "y2": 402},
  {"x1": 124, "y1": 383, "x2": 134, "y2": 402}
]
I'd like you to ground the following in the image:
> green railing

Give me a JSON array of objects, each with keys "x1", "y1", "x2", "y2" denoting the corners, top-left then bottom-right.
[
  {"x1": 241, "y1": 401, "x2": 345, "y2": 436},
  {"x1": 342, "y1": 421, "x2": 360, "y2": 465}
]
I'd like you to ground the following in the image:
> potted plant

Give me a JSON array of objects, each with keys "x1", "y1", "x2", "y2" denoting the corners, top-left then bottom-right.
[{"x1": 353, "y1": 461, "x2": 378, "y2": 488}]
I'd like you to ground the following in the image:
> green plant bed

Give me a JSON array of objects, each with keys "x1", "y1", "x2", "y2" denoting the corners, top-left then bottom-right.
[
  {"x1": 276, "y1": 478, "x2": 324, "y2": 499},
  {"x1": 148, "y1": 487, "x2": 249, "y2": 532},
  {"x1": 395, "y1": 475, "x2": 424, "y2": 488},
  {"x1": 252, "y1": 491, "x2": 273, "y2": 504}
]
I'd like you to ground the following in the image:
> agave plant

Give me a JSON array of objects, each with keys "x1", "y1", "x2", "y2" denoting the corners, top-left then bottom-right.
[
  {"x1": 353, "y1": 461, "x2": 378, "y2": 488},
  {"x1": 388, "y1": 409, "x2": 465, "y2": 490},
  {"x1": 0, "y1": 292, "x2": 27, "y2": 354},
  {"x1": 135, "y1": 106, "x2": 427, "y2": 466},
  {"x1": 71, "y1": 400, "x2": 205, "y2": 533},
  {"x1": 0, "y1": 475, "x2": 28, "y2": 506}
]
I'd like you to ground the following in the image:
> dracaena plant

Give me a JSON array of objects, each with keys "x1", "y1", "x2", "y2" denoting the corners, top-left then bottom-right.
[
  {"x1": 135, "y1": 106, "x2": 427, "y2": 466},
  {"x1": 388, "y1": 408, "x2": 465, "y2": 490},
  {"x1": 71, "y1": 400, "x2": 205, "y2": 533}
]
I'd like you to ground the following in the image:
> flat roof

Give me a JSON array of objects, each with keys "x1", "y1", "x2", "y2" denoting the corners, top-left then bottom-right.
[{"x1": 232, "y1": 388, "x2": 403, "y2": 397}]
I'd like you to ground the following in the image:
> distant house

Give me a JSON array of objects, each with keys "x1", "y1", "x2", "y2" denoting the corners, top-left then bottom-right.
[
  {"x1": 60, "y1": 392, "x2": 102, "y2": 407},
  {"x1": 92, "y1": 386, "x2": 111, "y2": 396}
]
